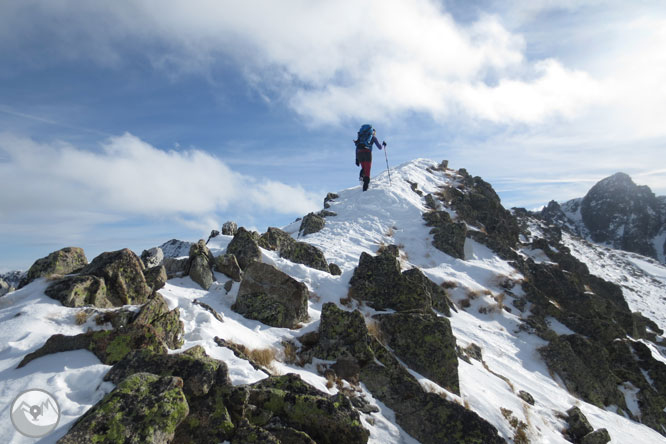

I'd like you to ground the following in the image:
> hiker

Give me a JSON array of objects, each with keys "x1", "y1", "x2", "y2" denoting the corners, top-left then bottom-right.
[{"x1": 355, "y1": 124, "x2": 385, "y2": 191}]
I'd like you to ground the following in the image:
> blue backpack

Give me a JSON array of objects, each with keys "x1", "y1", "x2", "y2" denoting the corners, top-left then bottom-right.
[{"x1": 355, "y1": 124, "x2": 373, "y2": 149}]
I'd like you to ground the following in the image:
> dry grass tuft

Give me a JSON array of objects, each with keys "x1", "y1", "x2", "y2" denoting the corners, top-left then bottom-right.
[
  {"x1": 340, "y1": 294, "x2": 354, "y2": 307},
  {"x1": 74, "y1": 310, "x2": 90, "y2": 325},
  {"x1": 441, "y1": 280, "x2": 458, "y2": 289},
  {"x1": 247, "y1": 347, "x2": 276, "y2": 368},
  {"x1": 366, "y1": 320, "x2": 385, "y2": 345},
  {"x1": 281, "y1": 340, "x2": 299, "y2": 365}
]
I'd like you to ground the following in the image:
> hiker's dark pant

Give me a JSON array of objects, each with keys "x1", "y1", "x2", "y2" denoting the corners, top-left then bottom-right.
[{"x1": 356, "y1": 148, "x2": 372, "y2": 178}]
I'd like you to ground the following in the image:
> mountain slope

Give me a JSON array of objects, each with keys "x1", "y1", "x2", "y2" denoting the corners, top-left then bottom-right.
[{"x1": 1, "y1": 159, "x2": 666, "y2": 443}]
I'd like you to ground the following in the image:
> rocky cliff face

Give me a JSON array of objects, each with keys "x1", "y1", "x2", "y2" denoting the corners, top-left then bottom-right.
[{"x1": 539, "y1": 172, "x2": 666, "y2": 263}]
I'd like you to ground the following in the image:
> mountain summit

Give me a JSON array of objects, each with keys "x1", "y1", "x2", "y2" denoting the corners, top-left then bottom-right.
[{"x1": 1, "y1": 159, "x2": 666, "y2": 444}]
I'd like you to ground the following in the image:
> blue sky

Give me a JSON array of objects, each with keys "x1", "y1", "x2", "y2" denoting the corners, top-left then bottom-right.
[{"x1": 1, "y1": 0, "x2": 666, "y2": 271}]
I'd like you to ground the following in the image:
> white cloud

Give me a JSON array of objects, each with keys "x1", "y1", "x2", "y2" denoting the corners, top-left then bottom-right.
[
  {"x1": 0, "y1": 132, "x2": 320, "y2": 233},
  {"x1": 0, "y1": 0, "x2": 605, "y2": 127}
]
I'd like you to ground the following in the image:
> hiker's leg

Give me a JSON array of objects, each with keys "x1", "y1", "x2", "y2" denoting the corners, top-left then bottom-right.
[{"x1": 363, "y1": 176, "x2": 370, "y2": 191}]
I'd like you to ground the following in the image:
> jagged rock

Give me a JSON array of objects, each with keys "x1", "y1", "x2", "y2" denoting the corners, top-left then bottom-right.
[
  {"x1": 539, "y1": 335, "x2": 624, "y2": 409},
  {"x1": 159, "y1": 239, "x2": 193, "y2": 258},
  {"x1": 360, "y1": 337, "x2": 504, "y2": 444},
  {"x1": 222, "y1": 221, "x2": 238, "y2": 236},
  {"x1": 163, "y1": 257, "x2": 188, "y2": 278},
  {"x1": 231, "y1": 419, "x2": 281, "y2": 443},
  {"x1": 349, "y1": 249, "x2": 444, "y2": 312},
  {"x1": 581, "y1": 172, "x2": 663, "y2": 259},
  {"x1": 18, "y1": 324, "x2": 167, "y2": 368},
  {"x1": 45, "y1": 275, "x2": 111, "y2": 308},
  {"x1": 324, "y1": 192, "x2": 339, "y2": 209},
  {"x1": 565, "y1": 407, "x2": 594, "y2": 442},
  {"x1": 144, "y1": 265, "x2": 167, "y2": 291},
  {"x1": 141, "y1": 247, "x2": 164, "y2": 268},
  {"x1": 539, "y1": 200, "x2": 570, "y2": 226},
  {"x1": 206, "y1": 229, "x2": 220, "y2": 244},
  {"x1": 581, "y1": 428, "x2": 611, "y2": 444},
  {"x1": 232, "y1": 262, "x2": 309, "y2": 328},
  {"x1": 299, "y1": 212, "x2": 325, "y2": 236},
  {"x1": 424, "y1": 193, "x2": 438, "y2": 210},
  {"x1": 518, "y1": 390, "x2": 535, "y2": 405},
  {"x1": 80, "y1": 248, "x2": 152, "y2": 306},
  {"x1": 186, "y1": 240, "x2": 215, "y2": 290},
  {"x1": 215, "y1": 254, "x2": 242, "y2": 282},
  {"x1": 105, "y1": 346, "x2": 230, "y2": 398},
  {"x1": 423, "y1": 210, "x2": 467, "y2": 259},
  {"x1": 312, "y1": 303, "x2": 374, "y2": 364},
  {"x1": 260, "y1": 227, "x2": 330, "y2": 272},
  {"x1": 133, "y1": 293, "x2": 184, "y2": 349},
  {"x1": 227, "y1": 227, "x2": 262, "y2": 270},
  {"x1": 264, "y1": 418, "x2": 317, "y2": 444},
  {"x1": 19, "y1": 247, "x2": 88, "y2": 288},
  {"x1": 57, "y1": 372, "x2": 189, "y2": 444},
  {"x1": 0, "y1": 278, "x2": 10, "y2": 297},
  {"x1": 329, "y1": 263, "x2": 342, "y2": 276},
  {"x1": 375, "y1": 311, "x2": 459, "y2": 394},
  {"x1": 243, "y1": 374, "x2": 369, "y2": 444}
]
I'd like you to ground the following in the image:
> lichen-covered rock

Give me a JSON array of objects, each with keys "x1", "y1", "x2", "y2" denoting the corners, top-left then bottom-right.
[
  {"x1": 105, "y1": 346, "x2": 230, "y2": 398},
  {"x1": 19, "y1": 247, "x2": 88, "y2": 288},
  {"x1": 144, "y1": 265, "x2": 167, "y2": 291},
  {"x1": 222, "y1": 220, "x2": 238, "y2": 236},
  {"x1": 539, "y1": 335, "x2": 624, "y2": 409},
  {"x1": 348, "y1": 249, "x2": 436, "y2": 312},
  {"x1": 232, "y1": 262, "x2": 309, "y2": 328},
  {"x1": 79, "y1": 248, "x2": 152, "y2": 306},
  {"x1": 45, "y1": 275, "x2": 111, "y2": 308},
  {"x1": 215, "y1": 254, "x2": 243, "y2": 282},
  {"x1": 18, "y1": 324, "x2": 167, "y2": 368},
  {"x1": 565, "y1": 406, "x2": 594, "y2": 442},
  {"x1": 245, "y1": 374, "x2": 369, "y2": 444},
  {"x1": 186, "y1": 239, "x2": 215, "y2": 290},
  {"x1": 133, "y1": 293, "x2": 184, "y2": 349},
  {"x1": 422, "y1": 210, "x2": 467, "y2": 259},
  {"x1": 141, "y1": 247, "x2": 164, "y2": 268},
  {"x1": 581, "y1": 428, "x2": 611, "y2": 444},
  {"x1": 57, "y1": 372, "x2": 189, "y2": 444},
  {"x1": 299, "y1": 212, "x2": 325, "y2": 236},
  {"x1": 375, "y1": 311, "x2": 459, "y2": 394},
  {"x1": 227, "y1": 227, "x2": 262, "y2": 270},
  {"x1": 260, "y1": 227, "x2": 330, "y2": 272},
  {"x1": 231, "y1": 419, "x2": 281, "y2": 443},
  {"x1": 329, "y1": 263, "x2": 342, "y2": 276},
  {"x1": 163, "y1": 257, "x2": 188, "y2": 278},
  {"x1": 312, "y1": 303, "x2": 374, "y2": 364}
]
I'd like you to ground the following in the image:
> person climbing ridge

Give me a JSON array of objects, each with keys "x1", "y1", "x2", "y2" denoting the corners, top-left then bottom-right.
[{"x1": 354, "y1": 124, "x2": 386, "y2": 191}]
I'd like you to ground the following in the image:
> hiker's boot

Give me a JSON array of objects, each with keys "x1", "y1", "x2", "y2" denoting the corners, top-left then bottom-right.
[{"x1": 363, "y1": 176, "x2": 370, "y2": 191}]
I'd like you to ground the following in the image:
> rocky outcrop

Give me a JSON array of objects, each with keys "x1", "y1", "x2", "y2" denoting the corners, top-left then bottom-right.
[
  {"x1": 215, "y1": 254, "x2": 242, "y2": 282},
  {"x1": 423, "y1": 210, "x2": 467, "y2": 259},
  {"x1": 141, "y1": 247, "x2": 164, "y2": 268},
  {"x1": 375, "y1": 311, "x2": 459, "y2": 394},
  {"x1": 260, "y1": 227, "x2": 330, "y2": 272},
  {"x1": 19, "y1": 247, "x2": 88, "y2": 288},
  {"x1": 45, "y1": 275, "x2": 111, "y2": 308},
  {"x1": 564, "y1": 407, "x2": 611, "y2": 444},
  {"x1": 311, "y1": 303, "x2": 374, "y2": 365},
  {"x1": 222, "y1": 221, "x2": 238, "y2": 236},
  {"x1": 144, "y1": 265, "x2": 167, "y2": 292},
  {"x1": 348, "y1": 248, "x2": 451, "y2": 314},
  {"x1": 79, "y1": 248, "x2": 152, "y2": 306},
  {"x1": 57, "y1": 372, "x2": 189, "y2": 444},
  {"x1": 226, "y1": 227, "x2": 262, "y2": 270},
  {"x1": 232, "y1": 262, "x2": 309, "y2": 328},
  {"x1": 186, "y1": 240, "x2": 215, "y2": 290},
  {"x1": 299, "y1": 212, "x2": 325, "y2": 236}
]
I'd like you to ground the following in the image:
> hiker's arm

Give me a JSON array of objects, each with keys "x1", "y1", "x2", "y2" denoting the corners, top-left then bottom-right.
[{"x1": 372, "y1": 136, "x2": 383, "y2": 150}]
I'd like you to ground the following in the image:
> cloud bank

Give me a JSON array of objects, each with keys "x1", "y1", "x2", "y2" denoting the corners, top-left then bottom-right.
[{"x1": 0, "y1": 132, "x2": 320, "y2": 234}]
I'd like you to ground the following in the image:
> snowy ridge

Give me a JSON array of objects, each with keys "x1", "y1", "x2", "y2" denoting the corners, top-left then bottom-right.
[{"x1": 1, "y1": 158, "x2": 666, "y2": 443}]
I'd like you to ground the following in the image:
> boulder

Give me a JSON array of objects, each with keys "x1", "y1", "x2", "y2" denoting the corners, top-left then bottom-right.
[
  {"x1": 329, "y1": 263, "x2": 342, "y2": 276},
  {"x1": 232, "y1": 262, "x2": 309, "y2": 328},
  {"x1": 133, "y1": 293, "x2": 184, "y2": 349},
  {"x1": 57, "y1": 373, "x2": 189, "y2": 444},
  {"x1": 565, "y1": 407, "x2": 594, "y2": 442},
  {"x1": 206, "y1": 229, "x2": 220, "y2": 244},
  {"x1": 348, "y1": 249, "x2": 438, "y2": 312},
  {"x1": 144, "y1": 265, "x2": 167, "y2": 291},
  {"x1": 80, "y1": 248, "x2": 152, "y2": 306},
  {"x1": 227, "y1": 227, "x2": 262, "y2": 270},
  {"x1": 19, "y1": 247, "x2": 88, "y2": 288},
  {"x1": 45, "y1": 275, "x2": 111, "y2": 308},
  {"x1": 260, "y1": 227, "x2": 330, "y2": 272},
  {"x1": 215, "y1": 254, "x2": 243, "y2": 282},
  {"x1": 0, "y1": 278, "x2": 9, "y2": 297},
  {"x1": 581, "y1": 428, "x2": 611, "y2": 444},
  {"x1": 299, "y1": 212, "x2": 325, "y2": 236},
  {"x1": 222, "y1": 221, "x2": 238, "y2": 236},
  {"x1": 140, "y1": 247, "x2": 164, "y2": 268},
  {"x1": 324, "y1": 193, "x2": 339, "y2": 209},
  {"x1": 312, "y1": 303, "x2": 374, "y2": 364},
  {"x1": 186, "y1": 240, "x2": 215, "y2": 290},
  {"x1": 422, "y1": 210, "x2": 467, "y2": 259},
  {"x1": 375, "y1": 311, "x2": 459, "y2": 394},
  {"x1": 163, "y1": 257, "x2": 188, "y2": 279},
  {"x1": 105, "y1": 346, "x2": 230, "y2": 398}
]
